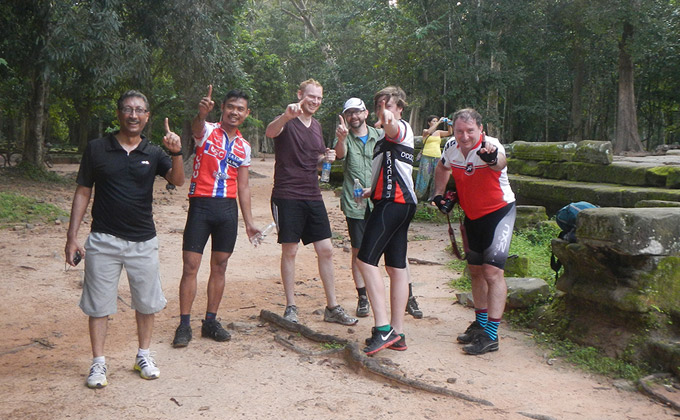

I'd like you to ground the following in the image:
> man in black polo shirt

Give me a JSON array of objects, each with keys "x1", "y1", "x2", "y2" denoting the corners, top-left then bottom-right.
[{"x1": 65, "y1": 90, "x2": 185, "y2": 389}]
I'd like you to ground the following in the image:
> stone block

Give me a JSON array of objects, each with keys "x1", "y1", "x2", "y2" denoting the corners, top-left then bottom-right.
[
  {"x1": 577, "y1": 207, "x2": 680, "y2": 256},
  {"x1": 635, "y1": 200, "x2": 680, "y2": 208},
  {"x1": 505, "y1": 255, "x2": 530, "y2": 277},
  {"x1": 506, "y1": 277, "x2": 550, "y2": 309},
  {"x1": 573, "y1": 140, "x2": 613, "y2": 165},
  {"x1": 510, "y1": 141, "x2": 577, "y2": 162},
  {"x1": 666, "y1": 167, "x2": 680, "y2": 189},
  {"x1": 514, "y1": 205, "x2": 548, "y2": 230}
]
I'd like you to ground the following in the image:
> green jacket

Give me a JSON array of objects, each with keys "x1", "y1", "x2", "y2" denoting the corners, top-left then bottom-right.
[{"x1": 332, "y1": 126, "x2": 381, "y2": 219}]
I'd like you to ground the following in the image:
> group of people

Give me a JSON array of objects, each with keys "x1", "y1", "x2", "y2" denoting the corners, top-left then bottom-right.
[{"x1": 64, "y1": 79, "x2": 515, "y2": 389}]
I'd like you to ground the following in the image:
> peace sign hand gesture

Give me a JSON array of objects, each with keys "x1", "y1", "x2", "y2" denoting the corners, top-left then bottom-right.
[{"x1": 336, "y1": 115, "x2": 349, "y2": 142}]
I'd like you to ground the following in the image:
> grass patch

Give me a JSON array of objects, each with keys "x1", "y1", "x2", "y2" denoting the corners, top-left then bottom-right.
[
  {"x1": 409, "y1": 234, "x2": 431, "y2": 241},
  {"x1": 0, "y1": 192, "x2": 68, "y2": 227},
  {"x1": 320, "y1": 342, "x2": 345, "y2": 350},
  {"x1": 13, "y1": 161, "x2": 71, "y2": 184},
  {"x1": 534, "y1": 333, "x2": 648, "y2": 381},
  {"x1": 447, "y1": 223, "x2": 561, "y2": 292}
]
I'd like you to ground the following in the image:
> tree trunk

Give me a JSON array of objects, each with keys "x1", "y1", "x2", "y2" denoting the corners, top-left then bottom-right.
[
  {"x1": 614, "y1": 21, "x2": 644, "y2": 154},
  {"x1": 75, "y1": 103, "x2": 91, "y2": 152},
  {"x1": 24, "y1": 69, "x2": 49, "y2": 166},
  {"x1": 567, "y1": 49, "x2": 585, "y2": 142},
  {"x1": 486, "y1": 53, "x2": 500, "y2": 137}
]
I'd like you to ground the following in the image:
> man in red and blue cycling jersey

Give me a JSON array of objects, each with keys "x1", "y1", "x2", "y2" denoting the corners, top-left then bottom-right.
[{"x1": 172, "y1": 86, "x2": 260, "y2": 348}]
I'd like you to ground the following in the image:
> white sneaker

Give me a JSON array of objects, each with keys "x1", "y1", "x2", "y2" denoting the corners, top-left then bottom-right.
[
  {"x1": 86, "y1": 362, "x2": 108, "y2": 388},
  {"x1": 134, "y1": 353, "x2": 160, "y2": 380}
]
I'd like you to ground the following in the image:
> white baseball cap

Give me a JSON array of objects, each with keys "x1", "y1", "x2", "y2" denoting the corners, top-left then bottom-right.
[{"x1": 342, "y1": 98, "x2": 367, "y2": 113}]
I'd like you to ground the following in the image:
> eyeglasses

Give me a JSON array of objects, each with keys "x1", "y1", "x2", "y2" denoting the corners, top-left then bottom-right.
[
  {"x1": 120, "y1": 106, "x2": 148, "y2": 115},
  {"x1": 344, "y1": 110, "x2": 364, "y2": 117}
]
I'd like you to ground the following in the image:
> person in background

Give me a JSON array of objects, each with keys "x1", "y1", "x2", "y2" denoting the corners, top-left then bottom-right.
[{"x1": 415, "y1": 115, "x2": 452, "y2": 201}]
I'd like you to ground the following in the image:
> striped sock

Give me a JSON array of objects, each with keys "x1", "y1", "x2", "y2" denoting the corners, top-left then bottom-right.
[
  {"x1": 484, "y1": 318, "x2": 501, "y2": 341},
  {"x1": 475, "y1": 309, "x2": 488, "y2": 328},
  {"x1": 205, "y1": 312, "x2": 217, "y2": 321}
]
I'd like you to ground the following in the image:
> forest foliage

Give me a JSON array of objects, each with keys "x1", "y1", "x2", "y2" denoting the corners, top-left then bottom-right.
[{"x1": 1, "y1": 0, "x2": 679, "y2": 166}]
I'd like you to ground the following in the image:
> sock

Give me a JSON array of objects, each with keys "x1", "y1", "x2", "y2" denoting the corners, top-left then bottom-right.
[
  {"x1": 408, "y1": 283, "x2": 414, "y2": 298},
  {"x1": 475, "y1": 308, "x2": 488, "y2": 328},
  {"x1": 137, "y1": 348, "x2": 150, "y2": 357},
  {"x1": 205, "y1": 312, "x2": 216, "y2": 321},
  {"x1": 376, "y1": 324, "x2": 391, "y2": 333},
  {"x1": 93, "y1": 356, "x2": 105, "y2": 365},
  {"x1": 484, "y1": 318, "x2": 501, "y2": 341},
  {"x1": 357, "y1": 287, "x2": 367, "y2": 298},
  {"x1": 180, "y1": 314, "x2": 191, "y2": 326}
]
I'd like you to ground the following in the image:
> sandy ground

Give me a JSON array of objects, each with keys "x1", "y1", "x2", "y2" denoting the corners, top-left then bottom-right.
[{"x1": 0, "y1": 158, "x2": 676, "y2": 420}]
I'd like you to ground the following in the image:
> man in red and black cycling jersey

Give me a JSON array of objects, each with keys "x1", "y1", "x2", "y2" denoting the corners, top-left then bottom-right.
[
  {"x1": 358, "y1": 86, "x2": 418, "y2": 356},
  {"x1": 171, "y1": 86, "x2": 261, "y2": 348},
  {"x1": 432, "y1": 108, "x2": 516, "y2": 355}
]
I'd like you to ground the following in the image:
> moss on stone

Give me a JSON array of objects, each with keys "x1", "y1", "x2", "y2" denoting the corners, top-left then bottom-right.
[
  {"x1": 639, "y1": 256, "x2": 680, "y2": 318},
  {"x1": 505, "y1": 256, "x2": 530, "y2": 277}
]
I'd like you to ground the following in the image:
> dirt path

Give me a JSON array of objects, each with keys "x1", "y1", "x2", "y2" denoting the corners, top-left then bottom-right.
[{"x1": 0, "y1": 158, "x2": 675, "y2": 419}]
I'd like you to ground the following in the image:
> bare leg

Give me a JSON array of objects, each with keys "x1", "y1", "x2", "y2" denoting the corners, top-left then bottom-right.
[
  {"x1": 206, "y1": 251, "x2": 231, "y2": 313},
  {"x1": 89, "y1": 316, "x2": 108, "y2": 358},
  {"x1": 350, "y1": 247, "x2": 365, "y2": 289},
  {"x1": 358, "y1": 260, "x2": 389, "y2": 326},
  {"x1": 468, "y1": 264, "x2": 489, "y2": 310},
  {"x1": 179, "y1": 251, "x2": 202, "y2": 315},
  {"x1": 313, "y1": 238, "x2": 337, "y2": 308},
  {"x1": 483, "y1": 264, "x2": 507, "y2": 319},
  {"x1": 135, "y1": 311, "x2": 154, "y2": 350},
  {"x1": 280, "y1": 243, "x2": 299, "y2": 306},
  {"x1": 386, "y1": 266, "x2": 409, "y2": 334}
]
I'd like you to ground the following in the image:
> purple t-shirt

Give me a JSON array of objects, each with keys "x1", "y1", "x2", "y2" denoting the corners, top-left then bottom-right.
[{"x1": 272, "y1": 117, "x2": 326, "y2": 200}]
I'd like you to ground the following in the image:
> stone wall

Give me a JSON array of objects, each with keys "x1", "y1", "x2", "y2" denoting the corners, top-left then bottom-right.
[
  {"x1": 506, "y1": 141, "x2": 680, "y2": 214},
  {"x1": 546, "y1": 207, "x2": 680, "y2": 376}
]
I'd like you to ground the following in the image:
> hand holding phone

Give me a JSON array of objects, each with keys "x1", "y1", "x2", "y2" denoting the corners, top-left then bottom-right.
[{"x1": 73, "y1": 251, "x2": 82, "y2": 266}]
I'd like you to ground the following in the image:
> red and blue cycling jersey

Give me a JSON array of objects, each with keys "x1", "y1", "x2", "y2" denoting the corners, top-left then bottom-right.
[{"x1": 189, "y1": 122, "x2": 251, "y2": 198}]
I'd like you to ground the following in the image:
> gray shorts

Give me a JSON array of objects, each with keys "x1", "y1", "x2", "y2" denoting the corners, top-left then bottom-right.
[{"x1": 79, "y1": 232, "x2": 167, "y2": 317}]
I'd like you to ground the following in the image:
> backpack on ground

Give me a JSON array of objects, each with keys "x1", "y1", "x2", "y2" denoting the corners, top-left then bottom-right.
[{"x1": 550, "y1": 201, "x2": 598, "y2": 279}]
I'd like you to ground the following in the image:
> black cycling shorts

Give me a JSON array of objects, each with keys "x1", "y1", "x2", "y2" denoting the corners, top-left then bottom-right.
[
  {"x1": 357, "y1": 201, "x2": 416, "y2": 269},
  {"x1": 271, "y1": 197, "x2": 332, "y2": 245},
  {"x1": 464, "y1": 202, "x2": 516, "y2": 269},
  {"x1": 183, "y1": 197, "x2": 238, "y2": 254}
]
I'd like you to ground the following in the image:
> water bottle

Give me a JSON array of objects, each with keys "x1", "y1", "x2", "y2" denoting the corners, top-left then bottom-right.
[
  {"x1": 353, "y1": 178, "x2": 365, "y2": 209},
  {"x1": 320, "y1": 159, "x2": 331, "y2": 183},
  {"x1": 250, "y1": 222, "x2": 277, "y2": 247}
]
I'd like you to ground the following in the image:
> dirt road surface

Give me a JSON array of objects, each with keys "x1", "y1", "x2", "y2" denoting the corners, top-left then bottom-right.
[{"x1": 0, "y1": 158, "x2": 675, "y2": 419}]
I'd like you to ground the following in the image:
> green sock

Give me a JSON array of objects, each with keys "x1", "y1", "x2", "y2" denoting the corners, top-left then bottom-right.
[{"x1": 376, "y1": 324, "x2": 391, "y2": 333}]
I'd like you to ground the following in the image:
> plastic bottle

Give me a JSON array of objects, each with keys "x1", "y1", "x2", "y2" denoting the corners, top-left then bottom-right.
[
  {"x1": 250, "y1": 222, "x2": 277, "y2": 247},
  {"x1": 353, "y1": 178, "x2": 365, "y2": 209},
  {"x1": 320, "y1": 159, "x2": 331, "y2": 183}
]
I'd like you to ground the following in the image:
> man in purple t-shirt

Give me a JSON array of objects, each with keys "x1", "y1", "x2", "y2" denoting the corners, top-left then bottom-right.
[{"x1": 265, "y1": 79, "x2": 357, "y2": 326}]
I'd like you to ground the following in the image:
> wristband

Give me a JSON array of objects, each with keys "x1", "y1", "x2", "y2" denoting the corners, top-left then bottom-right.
[{"x1": 170, "y1": 150, "x2": 183, "y2": 157}]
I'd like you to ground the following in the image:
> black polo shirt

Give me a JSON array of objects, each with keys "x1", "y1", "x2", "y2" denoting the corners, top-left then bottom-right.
[{"x1": 76, "y1": 133, "x2": 172, "y2": 242}]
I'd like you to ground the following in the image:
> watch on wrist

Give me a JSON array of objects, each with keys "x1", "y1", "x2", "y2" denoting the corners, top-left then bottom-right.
[{"x1": 170, "y1": 150, "x2": 183, "y2": 157}]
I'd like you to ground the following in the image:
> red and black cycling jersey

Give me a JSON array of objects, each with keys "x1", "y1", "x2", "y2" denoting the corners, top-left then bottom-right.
[{"x1": 369, "y1": 120, "x2": 417, "y2": 205}]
